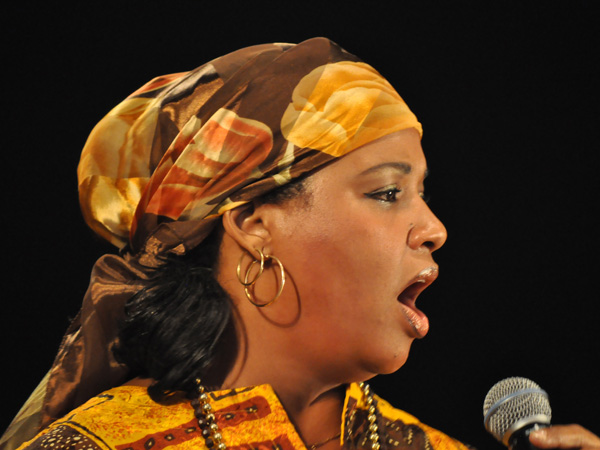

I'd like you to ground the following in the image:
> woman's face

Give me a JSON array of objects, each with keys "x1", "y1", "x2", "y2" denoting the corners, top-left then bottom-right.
[{"x1": 253, "y1": 128, "x2": 447, "y2": 382}]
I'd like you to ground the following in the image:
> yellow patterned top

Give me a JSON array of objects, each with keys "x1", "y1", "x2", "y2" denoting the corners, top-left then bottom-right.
[{"x1": 17, "y1": 383, "x2": 471, "y2": 450}]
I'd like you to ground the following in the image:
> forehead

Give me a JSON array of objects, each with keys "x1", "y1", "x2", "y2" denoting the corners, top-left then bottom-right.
[{"x1": 318, "y1": 128, "x2": 426, "y2": 180}]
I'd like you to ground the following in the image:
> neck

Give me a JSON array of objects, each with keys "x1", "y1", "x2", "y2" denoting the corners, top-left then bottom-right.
[
  {"x1": 220, "y1": 356, "x2": 346, "y2": 446},
  {"x1": 284, "y1": 385, "x2": 345, "y2": 447},
  {"x1": 217, "y1": 321, "x2": 346, "y2": 445}
]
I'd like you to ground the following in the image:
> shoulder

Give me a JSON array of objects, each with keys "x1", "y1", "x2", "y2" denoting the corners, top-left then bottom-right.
[
  {"x1": 345, "y1": 383, "x2": 473, "y2": 450},
  {"x1": 15, "y1": 424, "x2": 104, "y2": 450},
  {"x1": 376, "y1": 395, "x2": 473, "y2": 450},
  {"x1": 16, "y1": 386, "x2": 195, "y2": 450}
]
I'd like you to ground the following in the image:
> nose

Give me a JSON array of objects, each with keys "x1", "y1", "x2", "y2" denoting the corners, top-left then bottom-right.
[{"x1": 408, "y1": 201, "x2": 447, "y2": 252}]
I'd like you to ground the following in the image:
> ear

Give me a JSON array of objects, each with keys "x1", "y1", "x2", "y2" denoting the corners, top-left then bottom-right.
[{"x1": 222, "y1": 201, "x2": 273, "y2": 256}]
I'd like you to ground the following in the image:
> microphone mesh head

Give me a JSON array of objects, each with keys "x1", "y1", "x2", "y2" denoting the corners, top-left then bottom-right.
[{"x1": 483, "y1": 377, "x2": 552, "y2": 442}]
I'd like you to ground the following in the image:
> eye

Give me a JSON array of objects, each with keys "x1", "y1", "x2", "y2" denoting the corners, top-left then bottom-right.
[{"x1": 365, "y1": 187, "x2": 401, "y2": 203}]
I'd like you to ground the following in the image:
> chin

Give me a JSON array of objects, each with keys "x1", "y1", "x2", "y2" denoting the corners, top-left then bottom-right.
[{"x1": 364, "y1": 342, "x2": 414, "y2": 376}]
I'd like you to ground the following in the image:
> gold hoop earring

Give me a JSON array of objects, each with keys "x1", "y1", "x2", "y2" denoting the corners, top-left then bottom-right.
[
  {"x1": 236, "y1": 248, "x2": 265, "y2": 286},
  {"x1": 244, "y1": 253, "x2": 286, "y2": 308}
]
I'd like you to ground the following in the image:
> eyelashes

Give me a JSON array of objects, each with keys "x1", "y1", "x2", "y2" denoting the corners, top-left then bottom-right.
[
  {"x1": 365, "y1": 187, "x2": 402, "y2": 203},
  {"x1": 364, "y1": 187, "x2": 430, "y2": 204}
]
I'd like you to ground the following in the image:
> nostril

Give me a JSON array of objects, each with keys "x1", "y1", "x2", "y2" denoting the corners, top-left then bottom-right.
[{"x1": 423, "y1": 241, "x2": 436, "y2": 250}]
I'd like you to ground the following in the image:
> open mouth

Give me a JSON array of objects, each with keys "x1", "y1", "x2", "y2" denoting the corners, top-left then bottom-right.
[{"x1": 397, "y1": 266, "x2": 439, "y2": 338}]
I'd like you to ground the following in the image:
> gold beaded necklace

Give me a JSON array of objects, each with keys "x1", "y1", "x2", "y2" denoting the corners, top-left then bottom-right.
[
  {"x1": 307, "y1": 431, "x2": 342, "y2": 450},
  {"x1": 191, "y1": 379, "x2": 381, "y2": 450}
]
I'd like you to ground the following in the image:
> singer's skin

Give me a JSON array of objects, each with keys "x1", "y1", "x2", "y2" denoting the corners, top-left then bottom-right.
[{"x1": 530, "y1": 425, "x2": 600, "y2": 450}]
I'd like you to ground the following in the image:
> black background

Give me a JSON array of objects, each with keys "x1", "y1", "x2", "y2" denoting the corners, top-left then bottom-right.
[{"x1": 2, "y1": 2, "x2": 599, "y2": 449}]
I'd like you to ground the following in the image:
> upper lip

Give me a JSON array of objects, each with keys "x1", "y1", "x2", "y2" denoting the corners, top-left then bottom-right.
[{"x1": 397, "y1": 266, "x2": 439, "y2": 305}]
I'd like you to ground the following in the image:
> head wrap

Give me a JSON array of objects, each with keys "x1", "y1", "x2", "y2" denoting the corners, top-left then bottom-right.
[{"x1": 2, "y1": 37, "x2": 421, "y2": 448}]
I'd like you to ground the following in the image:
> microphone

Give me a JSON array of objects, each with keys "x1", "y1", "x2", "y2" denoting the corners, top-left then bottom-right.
[{"x1": 483, "y1": 377, "x2": 552, "y2": 450}]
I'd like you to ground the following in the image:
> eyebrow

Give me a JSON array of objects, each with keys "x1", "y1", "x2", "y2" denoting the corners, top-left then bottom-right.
[{"x1": 359, "y1": 162, "x2": 413, "y2": 176}]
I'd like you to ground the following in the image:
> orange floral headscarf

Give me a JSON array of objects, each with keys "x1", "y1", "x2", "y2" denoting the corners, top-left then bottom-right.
[
  {"x1": 4, "y1": 38, "x2": 422, "y2": 447},
  {"x1": 78, "y1": 38, "x2": 421, "y2": 257}
]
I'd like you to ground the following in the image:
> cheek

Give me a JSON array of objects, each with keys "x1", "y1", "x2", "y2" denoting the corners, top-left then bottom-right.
[
  {"x1": 276, "y1": 202, "x2": 407, "y2": 306},
  {"x1": 271, "y1": 203, "x2": 417, "y2": 375}
]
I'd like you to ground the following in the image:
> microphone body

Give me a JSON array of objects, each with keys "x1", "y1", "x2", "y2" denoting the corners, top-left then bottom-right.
[{"x1": 483, "y1": 377, "x2": 552, "y2": 450}]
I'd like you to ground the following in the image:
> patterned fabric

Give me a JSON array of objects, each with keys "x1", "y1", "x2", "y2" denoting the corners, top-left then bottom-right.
[
  {"x1": 17, "y1": 384, "x2": 470, "y2": 450},
  {"x1": 2, "y1": 37, "x2": 423, "y2": 449},
  {"x1": 78, "y1": 39, "x2": 420, "y2": 254}
]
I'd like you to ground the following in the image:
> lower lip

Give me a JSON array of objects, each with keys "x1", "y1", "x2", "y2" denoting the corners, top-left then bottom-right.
[{"x1": 399, "y1": 303, "x2": 430, "y2": 338}]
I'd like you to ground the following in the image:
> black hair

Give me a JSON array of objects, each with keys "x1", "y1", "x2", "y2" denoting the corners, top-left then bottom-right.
[{"x1": 113, "y1": 176, "x2": 309, "y2": 402}]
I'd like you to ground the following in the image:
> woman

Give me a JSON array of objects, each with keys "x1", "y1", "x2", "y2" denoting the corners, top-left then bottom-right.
[{"x1": 2, "y1": 38, "x2": 598, "y2": 450}]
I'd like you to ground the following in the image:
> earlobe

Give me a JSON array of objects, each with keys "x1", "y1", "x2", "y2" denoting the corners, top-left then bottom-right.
[{"x1": 222, "y1": 202, "x2": 272, "y2": 255}]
